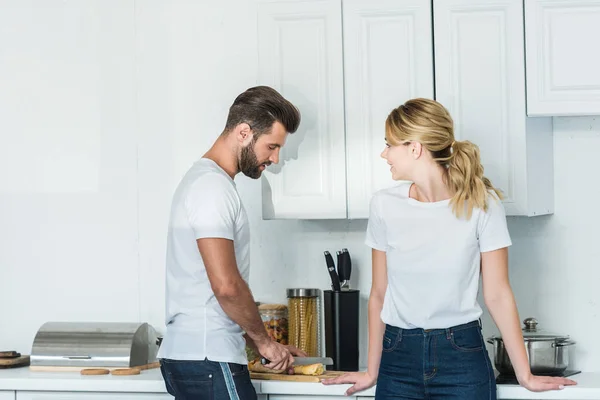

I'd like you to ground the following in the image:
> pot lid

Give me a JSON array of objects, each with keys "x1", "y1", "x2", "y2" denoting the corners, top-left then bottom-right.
[
  {"x1": 489, "y1": 317, "x2": 570, "y2": 342},
  {"x1": 520, "y1": 317, "x2": 570, "y2": 341}
]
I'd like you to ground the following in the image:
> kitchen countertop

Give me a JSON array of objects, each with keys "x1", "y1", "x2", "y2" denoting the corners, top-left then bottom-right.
[{"x1": 0, "y1": 368, "x2": 599, "y2": 398}]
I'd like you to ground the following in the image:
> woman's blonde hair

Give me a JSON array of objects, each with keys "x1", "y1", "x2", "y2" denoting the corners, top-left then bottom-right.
[{"x1": 385, "y1": 98, "x2": 502, "y2": 219}]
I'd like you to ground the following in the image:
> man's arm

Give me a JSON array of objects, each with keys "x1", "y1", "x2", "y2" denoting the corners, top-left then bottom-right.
[{"x1": 197, "y1": 237, "x2": 293, "y2": 370}]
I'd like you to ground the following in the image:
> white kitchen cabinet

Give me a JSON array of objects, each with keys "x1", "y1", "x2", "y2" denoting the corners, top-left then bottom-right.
[
  {"x1": 525, "y1": 0, "x2": 600, "y2": 116},
  {"x1": 258, "y1": 0, "x2": 433, "y2": 219},
  {"x1": 258, "y1": 0, "x2": 347, "y2": 219},
  {"x1": 343, "y1": 0, "x2": 434, "y2": 219},
  {"x1": 434, "y1": 0, "x2": 554, "y2": 216},
  {"x1": 0, "y1": 392, "x2": 15, "y2": 400},
  {"x1": 16, "y1": 393, "x2": 171, "y2": 400}
]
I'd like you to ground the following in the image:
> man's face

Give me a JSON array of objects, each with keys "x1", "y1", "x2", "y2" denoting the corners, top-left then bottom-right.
[{"x1": 239, "y1": 121, "x2": 288, "y2": 179}]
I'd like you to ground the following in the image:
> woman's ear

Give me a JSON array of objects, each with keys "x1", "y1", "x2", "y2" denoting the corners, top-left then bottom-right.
[{"x1": 412, "y1": 142, "x2": 423, "y2": 159}]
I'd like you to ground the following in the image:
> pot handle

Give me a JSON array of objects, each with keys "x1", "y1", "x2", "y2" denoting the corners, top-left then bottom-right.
[{"x1": 552, "y1": 340, "x2": 576, "y2": 348}]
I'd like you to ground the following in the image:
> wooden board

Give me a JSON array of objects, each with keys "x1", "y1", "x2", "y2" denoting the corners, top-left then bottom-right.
[
  {"x1": 250, "y1": 370, "x2": 346, "y2": 382},
  {"x1": 0, "y1": 355, "x2": 30, "y2": 368},
  {"x1": 30, "y1": 361, "x2": 160, "y2": 373}
]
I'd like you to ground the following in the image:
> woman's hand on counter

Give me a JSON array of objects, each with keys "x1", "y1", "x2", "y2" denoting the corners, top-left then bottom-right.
[
  {"x1": 519, "y1": 373, "x2": 577, "y2": 392},
  {"x1": 321, "y1": 371, "x2": 377, "y2": 396}
]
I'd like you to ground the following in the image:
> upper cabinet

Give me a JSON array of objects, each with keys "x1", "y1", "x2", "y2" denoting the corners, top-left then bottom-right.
[
  {"x1": 257, "y1": 0, "x2": 347, "y2": 219},
  {"x1": 257, "y1": 0, "x2": 600, "y2": 219},
  {"x1": 343, "y1": 0, "x2": 434, "y2": 219},
  {"x1": 525, "y1": 0, "x2": 600, "y2": 116},
  {"x1": 258, "y1": 0, "x2": 434, "y2": 219},
  {"x1": 434, "y1": 0, "x2": 554, "y2": 216}
]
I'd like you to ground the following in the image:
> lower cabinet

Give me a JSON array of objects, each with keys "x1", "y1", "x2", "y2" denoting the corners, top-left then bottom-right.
[
  {"x1": 17, "y1": 393, "x2": 172, "y2": 400},
  {"x1": 0, "y1": 391, "x2": 15, "y2": 400},
  {"x1": 268, "y1": 397, "x2": 352, "y2": 400}
]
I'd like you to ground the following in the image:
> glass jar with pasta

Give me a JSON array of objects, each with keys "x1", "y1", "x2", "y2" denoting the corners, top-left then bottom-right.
[
  {"x1": 286, "y1": 288, "x2": 321, "y2": 357},
  {"x1": 258, "y1": 303, "x2": 289, "y2": 345}
]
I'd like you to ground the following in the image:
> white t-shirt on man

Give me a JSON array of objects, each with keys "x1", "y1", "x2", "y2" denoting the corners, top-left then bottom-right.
[
  {"x1": 157, "y1": 158, "x2": 250, "y2": 365},
  {"x1": 365, "y1": 181, "x2": 512, "y2": 330}
]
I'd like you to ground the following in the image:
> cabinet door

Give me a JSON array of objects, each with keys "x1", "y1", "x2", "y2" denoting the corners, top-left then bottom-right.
[
  {"x1": 17, "y1": 393, "x2": 172, "y2": 400},
  {"x1": 525, "y1": 0, "x2": 600, "y2": 116},
  {"x1": 0, "y1": 392, "x2": 15, "y2": 400},
  {"x1": 268, "y1": 396, "x2": 353, "y2": 400},
  {"x1": 434, "y1": 0, "x2": 554, "y2": 216},
  {"x1": 343, "y1": 0, "x2": 434, "y2": 219},
  {"x1": 257, "y1": 0, "x2": 347, "y2": 219}
]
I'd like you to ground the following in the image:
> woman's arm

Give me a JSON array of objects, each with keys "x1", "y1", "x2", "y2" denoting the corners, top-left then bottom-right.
[
  {"x1": 366, "y1": 248, "x2": 387, "y2": 378},
  {"x1": 481, "y1": 248, "x2": 576, "y2": 392},
  {"x1": 321, "y1": 248, "x2": 387, "y2": 395}
]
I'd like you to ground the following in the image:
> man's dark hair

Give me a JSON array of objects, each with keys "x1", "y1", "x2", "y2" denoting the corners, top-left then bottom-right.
[{"x1": 223, "y1": 86, "x2": 301, "y2": 138}]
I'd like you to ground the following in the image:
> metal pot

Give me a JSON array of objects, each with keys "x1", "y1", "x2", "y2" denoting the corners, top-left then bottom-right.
[{"x1": 487, "y1": 317, "x2": 576, "y2": 375}]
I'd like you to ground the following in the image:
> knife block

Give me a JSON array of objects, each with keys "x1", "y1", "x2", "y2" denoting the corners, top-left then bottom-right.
[{"x1": 323, "y1": 289, "x2": 359, "y2": 371}]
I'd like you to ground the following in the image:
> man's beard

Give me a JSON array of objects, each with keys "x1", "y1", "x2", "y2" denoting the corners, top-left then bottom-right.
[{"x1": 239, "y1": 142, "x2": 270, "y2": 179}]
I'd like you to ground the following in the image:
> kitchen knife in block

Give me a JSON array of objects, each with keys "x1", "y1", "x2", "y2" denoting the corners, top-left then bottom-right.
[
  {"x1": 324, "y1": 251, "x2": 341, "y2": 291},
  {"x1": 338, "y1": 249, "x2": 352, "y2": 289}
]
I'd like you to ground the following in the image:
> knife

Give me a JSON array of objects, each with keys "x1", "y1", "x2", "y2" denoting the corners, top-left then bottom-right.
[
  {"x1": 324, "y1": 251, "x2": 341, "y2": 291},
  {"x1": 339, "y1": 248, "x2": 352, "y2": 290},
  {"x1": 260, "y1": 356, "x2": 334, "y2": 366}
]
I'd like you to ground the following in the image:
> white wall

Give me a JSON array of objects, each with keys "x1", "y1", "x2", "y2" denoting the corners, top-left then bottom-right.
[{"x1": 0, "y1": 0, "x2": 599, "y2": 373}]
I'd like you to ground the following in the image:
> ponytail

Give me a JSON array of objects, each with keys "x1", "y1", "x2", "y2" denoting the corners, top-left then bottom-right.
[
  {"x1": 445, "y1": 140, "x2": 503, "y2": 219},
  {"x1": 385, "y1": 98, "x2": 503, "y2": 219}
]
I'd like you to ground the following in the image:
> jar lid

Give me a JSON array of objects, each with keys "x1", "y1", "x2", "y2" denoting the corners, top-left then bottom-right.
[
  {"x1": 286, "y1": 288, "x2": 320, "y2": 298},
  {"x1": 258, "y1": 303, "x2": 287, "y2": 311}
]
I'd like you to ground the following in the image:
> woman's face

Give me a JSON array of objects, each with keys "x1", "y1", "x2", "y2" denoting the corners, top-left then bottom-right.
[{"x1": 381, "y1": 140, "x2": 414, "y2": 181}]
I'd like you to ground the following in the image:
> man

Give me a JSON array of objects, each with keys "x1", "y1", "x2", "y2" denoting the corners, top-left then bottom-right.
[{"x1": 158, "y1": 86, "x2": 305, "y2": 399}]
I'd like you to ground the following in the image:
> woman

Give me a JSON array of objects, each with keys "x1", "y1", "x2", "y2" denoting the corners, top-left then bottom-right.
[{"x1": 322, "y1": 99, "x2": 577, "y2": 399}]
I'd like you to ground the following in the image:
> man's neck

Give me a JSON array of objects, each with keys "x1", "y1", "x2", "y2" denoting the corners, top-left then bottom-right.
[{"x1": 203, "y1": 136, "x2": 239, "y2": 179}]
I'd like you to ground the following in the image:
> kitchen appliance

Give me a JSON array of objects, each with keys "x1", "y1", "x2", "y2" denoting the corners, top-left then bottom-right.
[
  {"x1": 29, "y1": 321, "x2": 159, "y2": 370},
  {"x1": 496, "y1": 370, "x2": 581, "y2": 384},
  {"x1": 487, "y1": 317, "x2": 576, "y2": 375},
  {"x1": 287, "y1": 289, "x2": 322, "y2": 357},
  {"x1": 324, "y1": 289, "x2": 359, "y2": 371}
]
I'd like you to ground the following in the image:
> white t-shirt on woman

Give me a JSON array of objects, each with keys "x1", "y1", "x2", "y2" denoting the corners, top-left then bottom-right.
[{"x1": 365, "y1": 182, "x2": 512, "y2": 330}]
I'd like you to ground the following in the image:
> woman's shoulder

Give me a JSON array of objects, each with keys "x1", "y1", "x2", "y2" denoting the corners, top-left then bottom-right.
[{"x1": 373, "y1": 181, "x2": 413, "y2": 201}]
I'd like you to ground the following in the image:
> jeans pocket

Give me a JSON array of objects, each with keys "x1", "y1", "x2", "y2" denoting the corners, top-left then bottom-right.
[
  {"x1": 450, "y1": 327, "x2": 484, "y2": 352},
  {"x1": 228, "y1": 362, "x2": 249, "y2": 377},
  {"x1": 170, "y1": 378, "x2": 213, "y2": 400},
  {"x1": 160, "y1": 359, "x2": 216, "y2": 399},
  {"x1": 382, "y1": 326, "x2": 401, "y2": 353}
]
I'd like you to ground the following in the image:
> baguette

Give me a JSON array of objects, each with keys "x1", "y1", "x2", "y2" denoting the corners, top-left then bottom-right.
[
  {"x1": 292, "y1": 363, "x2": 324, "y2": 376},
  {"x1": 248, "y1": 359, "x2": 324, "y2": 376}
]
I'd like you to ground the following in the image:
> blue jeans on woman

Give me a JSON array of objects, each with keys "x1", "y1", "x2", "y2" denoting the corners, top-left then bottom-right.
[
  {"x1": 160, "y1": 358, "x2": 257, "y2": 400},
  {"x1": 376, "y1": 320, "x2": 496, "y2": 400}
]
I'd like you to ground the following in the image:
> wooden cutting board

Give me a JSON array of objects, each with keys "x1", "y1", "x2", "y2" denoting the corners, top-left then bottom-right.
[
  {"x1": 0, "y1": 355, "x2": 30, "y2": 368},
  {"x1": 250, "y1": 370, "x2": 346, "y2": 382},
  {"x1": 30, "y1": 361, "x2": 160, "y2": 374}
]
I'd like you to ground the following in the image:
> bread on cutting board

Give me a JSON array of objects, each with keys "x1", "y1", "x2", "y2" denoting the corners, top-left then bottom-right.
[{"x1": 247, "y1": 359, "x2": 324, "y2": 376}]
